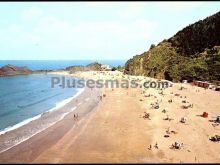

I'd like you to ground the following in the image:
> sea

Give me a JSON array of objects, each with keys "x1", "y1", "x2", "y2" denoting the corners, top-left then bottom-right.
[
  {"x1": 0, "y1": 60, "x2": 126, "y2": 70},
  {"x1": 0, "y1": 60, "x2": 125, "y2": 138},
  {"x1": 0, "y1": 74, "x2": 81, "y2": 133}
]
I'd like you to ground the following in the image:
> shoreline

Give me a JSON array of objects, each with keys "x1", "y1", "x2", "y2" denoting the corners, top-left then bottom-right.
[
  {"x1": 0, "y1": 86, "x2": 99, "y2": 163},
  {"x1": 0, "y1": 88, "x2": 85, "y2": 137},
  {"x1": 0, "y1": 71, "x2": 219, "y2": 163},
  {"x1": 0, "y1": 85, "x2": 101, "y2": 162},
  {"x1": 0, "y1": 72, "x2": 101, "y2": 157},
  {"x1": 0, "y1": 72, "x2": 85, "y2": 135}
]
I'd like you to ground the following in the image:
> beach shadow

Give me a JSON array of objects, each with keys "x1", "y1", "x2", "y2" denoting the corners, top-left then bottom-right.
[{"x1": 196, "y1": 114, "x2": 203, "y2": 117}]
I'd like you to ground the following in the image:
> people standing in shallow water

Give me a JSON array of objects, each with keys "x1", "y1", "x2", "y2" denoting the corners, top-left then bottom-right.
[{"x1": 74, "y1": 113, "x2": 79, "y2": 121}]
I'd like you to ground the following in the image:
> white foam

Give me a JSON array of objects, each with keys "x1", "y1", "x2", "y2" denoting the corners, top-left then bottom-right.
[
  {"x1": 0, "y1": 106, "x2": 77, "y2": 154},
  {"x1": 0, "y1": 88, "x2": 85, "y2": 136},
  {"x1": 0, "y1": 114, "x2": 42, "y2": 136},
  {"x1": 71, "y1": 107, "x2": 77, "y2": 111},
  {"x1": 47, "y1": 88, "x2": 85, "y2": 113}
]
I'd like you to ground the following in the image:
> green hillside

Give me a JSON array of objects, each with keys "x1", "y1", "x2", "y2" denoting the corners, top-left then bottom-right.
[{"x1": 125, "y1": 11, "x2": 220, "y2": 83}]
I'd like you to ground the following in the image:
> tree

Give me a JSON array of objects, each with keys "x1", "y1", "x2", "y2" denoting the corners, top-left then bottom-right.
[
  {"x1": 150, "y1": 44, "x2": 155, "y2": 50},
  {"x1": 111, "y1": 67, "x2": 117, "y2": 71}
]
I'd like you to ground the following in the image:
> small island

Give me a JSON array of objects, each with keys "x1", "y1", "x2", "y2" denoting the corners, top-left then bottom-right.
[{"x1": 0, "y1": 64, "x2": 32, "y2": 76}]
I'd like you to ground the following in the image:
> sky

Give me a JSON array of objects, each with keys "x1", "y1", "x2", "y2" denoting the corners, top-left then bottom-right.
[{"x1": 0, "y1": 2, "x2": 220, "y2": 60}]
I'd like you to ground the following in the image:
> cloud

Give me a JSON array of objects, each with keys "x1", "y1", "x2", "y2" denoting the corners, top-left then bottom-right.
[
  {"x1": 85, "y1": 2, "x2": 118, "y2": 7},
  {"x1": 85, "y1": 2, "x2": 148, "y2": 19},
  {"x1": 117, "y1": 2, "x2": 147, "y2": 19},
  {"x1": 0, "y1": 5, "x2": 158, "y2": 59},
  {"x1": 30, "y1": 17, "x2": 157, "y2": 51},
  {"x1": 156, "y1": 2, "x2": 204, "y2": 11},
  {"x1": 2, "y1": 8, "x2": 157, "y2": 52},
  {"x1": 21, "y1": 7, "x2": 43, "y2": 20}
]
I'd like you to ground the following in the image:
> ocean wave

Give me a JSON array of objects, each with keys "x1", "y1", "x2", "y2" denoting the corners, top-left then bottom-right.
[
  {"x1": 0, "y1": 106, "x2": 77, "y2": 154},
  {"x1": 47, "y1": 88, "x2": 85, "y2": 112},
  {"x1": 0, "y1": 89, "x2": 30, "y2": 99},
  {"x1": 0, "y1": 92, "x2": 63, "y2": 118},
  {"x1": 17, "y1": 93, "x2": 63, "y2": 109},
  {"x1": 0, "y1": 114, "x2": 42, "y2": 136},
  {"x1": 0, "y1": 88, "x2": 85, "y2": 136}
]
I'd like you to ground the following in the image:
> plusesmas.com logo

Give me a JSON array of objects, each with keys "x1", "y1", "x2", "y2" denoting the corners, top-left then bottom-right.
[{"x1": 51, "y1": 76, "x2": 170, "y2": 89}]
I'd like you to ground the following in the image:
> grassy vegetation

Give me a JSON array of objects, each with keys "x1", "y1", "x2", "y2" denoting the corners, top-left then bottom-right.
[
  {"x1": 86, "y1": 62, "x2": 101, "y2": 71},
  {"x1": 66, "y1": 62, "x2": 102, "y2": 73}
]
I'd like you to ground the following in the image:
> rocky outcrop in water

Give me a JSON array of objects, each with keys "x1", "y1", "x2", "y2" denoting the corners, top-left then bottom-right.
[{"x1": 0, "y1": 65, "x2": 32, "y2": 76}]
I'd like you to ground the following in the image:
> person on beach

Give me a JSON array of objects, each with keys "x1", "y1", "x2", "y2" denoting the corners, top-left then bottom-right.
[
  {"x1": 154, "y1": 142, "x2": 159, "y2": 149},
  {"x1": 74, "y1": 113, "x2": 79, "y2": 120}
]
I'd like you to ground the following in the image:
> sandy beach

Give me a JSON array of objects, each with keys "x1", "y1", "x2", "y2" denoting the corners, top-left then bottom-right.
[{"x1": 0, "y1": 71, "x2": 220, "y2": 163}]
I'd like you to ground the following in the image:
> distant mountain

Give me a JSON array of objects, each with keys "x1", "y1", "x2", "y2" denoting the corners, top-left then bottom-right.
[
  {"x1": 0, "y1": 65, "x2": 32, "y2": 76},
  {"x1": 125, "y1": 11, "x2": 220, "y2": 83}
]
